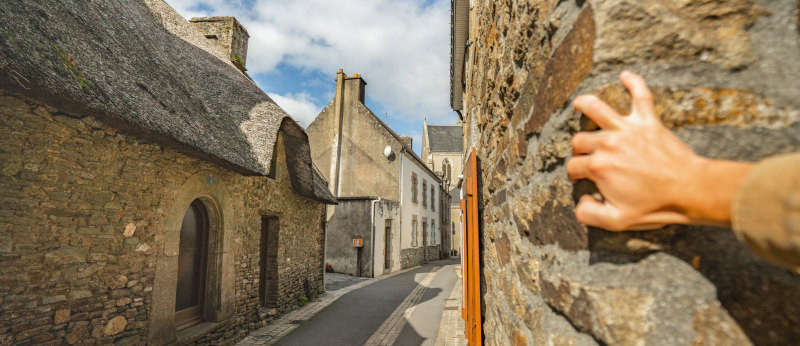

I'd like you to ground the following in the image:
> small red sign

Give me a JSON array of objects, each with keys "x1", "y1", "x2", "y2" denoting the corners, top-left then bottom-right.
[{"x1": 353, "y1": 239, "x2": 363, "y2": 248}]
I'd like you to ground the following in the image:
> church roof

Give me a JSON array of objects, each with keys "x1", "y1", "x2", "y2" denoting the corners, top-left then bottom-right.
[
  {"x1": 427, "y1": 125, "x2": 463, "y2": 153},
  {"x1": 0, "y1": 0, "x2": 336, "y2": 204}
]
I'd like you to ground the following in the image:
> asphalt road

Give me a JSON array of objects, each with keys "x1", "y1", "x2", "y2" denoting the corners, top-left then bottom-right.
[{"x1": 276, "y1": 260, "x2": 459, "y2": 346}]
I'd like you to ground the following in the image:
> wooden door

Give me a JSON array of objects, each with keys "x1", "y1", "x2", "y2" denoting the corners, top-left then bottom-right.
[
  {"x1": 384, "y1": 222, "x2": 392, "y2": 270},
  {"x1": 175, "y1": 200, "x2": 208, "y2": 329},
  {"x1": 260, "y1": 217, "x2": 279, "y2": 307},
  {"x1": 461, "y1": 148, "x2": 482, "y2": 345}
]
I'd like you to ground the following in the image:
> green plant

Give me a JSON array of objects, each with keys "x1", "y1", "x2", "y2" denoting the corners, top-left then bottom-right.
[
  {"x1": 298, "y1": 296, "x2": 308, "y2": 305},
  {"x1": 50, "y1": 43, "x2": 90, "y2": 93},
  {"x1": 231, "y1": 55, "x2": 246, "y2": 70}
]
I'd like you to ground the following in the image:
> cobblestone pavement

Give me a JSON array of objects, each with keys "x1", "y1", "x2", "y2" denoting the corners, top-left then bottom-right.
[
  {"x1": 434, "y1": 265, "x2": 467, "y2": 346},
  {"x1": 236, "y1": 267, "x2": 419, "y2": 346}
]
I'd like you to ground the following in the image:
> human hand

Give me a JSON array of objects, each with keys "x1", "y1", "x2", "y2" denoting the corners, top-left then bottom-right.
[{"x1": 567, "y1": 71, "x2": 751, "y2": 230}]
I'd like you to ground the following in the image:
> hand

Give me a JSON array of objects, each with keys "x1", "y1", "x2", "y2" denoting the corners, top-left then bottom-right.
[{"x1": 567, "y1": 71, "x2": 752, "y2": 230}]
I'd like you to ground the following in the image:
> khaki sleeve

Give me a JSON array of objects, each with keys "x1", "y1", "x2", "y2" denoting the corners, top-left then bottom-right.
[{"x1": 731, "y1": 153, "x2": 800, "y2": 270}]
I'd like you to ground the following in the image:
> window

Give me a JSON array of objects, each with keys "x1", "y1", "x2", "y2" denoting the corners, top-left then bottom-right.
[
  {"x1": 412, "y1": 216, "x2": 418, "y2": 247},
  {"x1": 431, "y1": 186, "x2": 435, "y2": 211},
  {"x1": 411, "y1": 173, "x2": 418, "y2": 204},
  {"x1": 422, "y1": 180, "x2": 427, "y2": 208},
  {"x1": 442, "y1": 159, "x2": 452, "y2": 183}
]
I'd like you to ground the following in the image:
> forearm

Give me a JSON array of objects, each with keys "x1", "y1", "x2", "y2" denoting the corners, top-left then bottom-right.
[{"x1": 680, "y1": 157, "x2": 754, "y2": 227}]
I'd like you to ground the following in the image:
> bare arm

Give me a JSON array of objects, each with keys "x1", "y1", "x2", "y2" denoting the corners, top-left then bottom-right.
[{"x1": 566, "y1": 71, "x2": 754, "y2": 231}]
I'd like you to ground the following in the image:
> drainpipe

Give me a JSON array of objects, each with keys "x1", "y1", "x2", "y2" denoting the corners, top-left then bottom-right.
[
  {"x1": 398, "y1": 148, "x2": 404, "y2": 267},
  {"x1": 370, "y1": 197, "x2": 381, "y2": 277}
]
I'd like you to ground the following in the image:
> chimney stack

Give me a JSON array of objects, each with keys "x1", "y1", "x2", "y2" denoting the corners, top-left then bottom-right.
[
  {"x1": 190, "y1": 16, "x2": 249, "y2": 72},
  {"x1": 338, "y1": 72, "x2": 367, "y2": 104},
  {"x1": 401, "y1": 136, "x2": 413, "y2": 151}
]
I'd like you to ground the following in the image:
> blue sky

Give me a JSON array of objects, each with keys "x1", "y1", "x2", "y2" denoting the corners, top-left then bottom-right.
[{"x1": 165, "y1": 0, "x2": 457, "y2": 154}]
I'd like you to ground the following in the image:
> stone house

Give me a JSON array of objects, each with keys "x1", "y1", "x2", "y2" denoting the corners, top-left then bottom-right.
[
  {"x1": 452, "y1": 0, "x2": 800, "y2": 345},
  {"x1": 421, "y1": 121, "x2": 463, "y2": 256},
  {"x1": 307, "y1": 71, "x2": 449, "y2": 277},
  {"x1": 0, "y1": 1, "x2": 336, "y2": 345}
]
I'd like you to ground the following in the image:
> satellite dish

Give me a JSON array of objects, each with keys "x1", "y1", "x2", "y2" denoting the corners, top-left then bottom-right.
[{"x1": 383, "y1": 146, "x2": 396, "y2": 161}]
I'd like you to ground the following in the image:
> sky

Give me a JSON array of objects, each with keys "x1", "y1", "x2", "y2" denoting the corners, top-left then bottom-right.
[{"x1": 164, "y1": 0, "x2": 457, "y2": 155}]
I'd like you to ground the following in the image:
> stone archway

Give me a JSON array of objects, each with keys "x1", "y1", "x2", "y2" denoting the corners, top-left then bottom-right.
[{"x1": 149, "y1": 170, "x2": 236, "y2": 342}]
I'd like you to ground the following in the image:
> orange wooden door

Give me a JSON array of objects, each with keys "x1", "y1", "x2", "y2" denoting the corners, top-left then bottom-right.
[{"x1": 461, "y1": 148, "x2": 481, "y2": 345}]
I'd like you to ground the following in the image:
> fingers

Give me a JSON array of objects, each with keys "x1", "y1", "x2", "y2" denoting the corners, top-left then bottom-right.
[
  {"x1": 636, "y1": 210, "x2": 692, "y2": 226},
  {"x1": 620, "y1": 71, "x2": 655, "y2": 118},
  {"x1": 575, "y1": 194, "x2": 693, "y2": 231},
  {"x1": 574, "y1": 195, "x2": 623, "y2": 230},
  {"x1": 573, "y1": 94, "x2": 624, "y2": 130},
  {"x1": 572, "y1": 132, "x2": 604, "y2": 155},
  {"x1": 566, "y1": 156, "x2": 591, "y2": 182}
]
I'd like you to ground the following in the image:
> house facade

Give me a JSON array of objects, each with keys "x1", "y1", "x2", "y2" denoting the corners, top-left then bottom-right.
[
  {"x1": 307, "y1": 71, "x2": 449, "y2": 278},
  {"x1": 0, "y1": 1, "x2": 335, "y2": 344},
  {"x1": 421, "y1": 121, "x2": 463, "y2": 256},
  {"x1": 451, "y1": 0, "x2": 800, "y2": 345}
]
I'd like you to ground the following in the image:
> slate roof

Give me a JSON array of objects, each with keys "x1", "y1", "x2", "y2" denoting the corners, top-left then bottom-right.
[
  {"x1": 0, "y1": 0, "x2": 336, "y2": 204},
  {"x1": 449, "y1": 186, "x2": 460, "y2": 206},
  {"x1": 427, "y1": 125, "x2": 463, "y2": 153}
]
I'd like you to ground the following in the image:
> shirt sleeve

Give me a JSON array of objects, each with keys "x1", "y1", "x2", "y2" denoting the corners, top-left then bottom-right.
[{"x1": 731, "y1": 153, "x2": 800, "y2": 270}]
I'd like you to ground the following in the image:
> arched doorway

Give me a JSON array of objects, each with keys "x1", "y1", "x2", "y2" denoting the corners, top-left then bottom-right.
[{"x1": 175, "y1": 199, "x2": 209, "y2": 329}]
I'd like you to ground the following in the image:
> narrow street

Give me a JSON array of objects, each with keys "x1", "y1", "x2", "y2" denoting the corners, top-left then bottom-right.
[{"x1": 238, "y1": 259, "x2": 465, "y2": 346}]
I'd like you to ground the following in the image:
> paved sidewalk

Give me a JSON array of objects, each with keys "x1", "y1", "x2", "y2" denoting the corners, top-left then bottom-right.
[
  {"x1": 325, "y1": 272, "x2": 369, "y2": 291},
  {"x1": 236, "y1": 266, "x2": 420, "y2": 346},
  {"x1": 434, "y1": 265, "x2": 467, "y2": 346}
]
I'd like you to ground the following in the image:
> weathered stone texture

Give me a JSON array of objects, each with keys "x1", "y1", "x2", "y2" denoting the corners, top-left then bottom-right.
[
  {"x1": 401, "y1": 248, "x2": 426, "y2": 269},
  {"x1": 0, "y1": 92, "x2": 325, "y2": 344},
  {"x1": 464, "y1": 0, "x2": 800, "y2": 344}
]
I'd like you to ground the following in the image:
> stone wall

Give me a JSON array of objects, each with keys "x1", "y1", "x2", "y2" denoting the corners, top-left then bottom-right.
[
  {"x1": 0, "y1": 91, "x2": 326, "y2": 345},
  {"x1": 463, "y1": 0, "x2": 800, "y2": 344},
  {"x1": 425, "y1": 245, "x2": 441, "y2": 263},
  {"x1": 189, "y1": 16, "x2": 250, "y2": 70},
  {"x1": 401, "y1": 248, "x2": 425, "y2": 269}
]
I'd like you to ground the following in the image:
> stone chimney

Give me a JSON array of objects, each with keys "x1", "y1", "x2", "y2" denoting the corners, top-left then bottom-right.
[
  {"x1": 401, "y1": 136, "x2": 413, "y2": 151},
  {"x1": 342, "y1": 72, "x2": 367, "y2": 104},
  {"x1": 189, "y1": 16, "x2": 249, "y2": 72}
]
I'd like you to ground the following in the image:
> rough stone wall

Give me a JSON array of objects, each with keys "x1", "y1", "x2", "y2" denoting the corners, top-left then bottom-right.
[
  {"x1": 401, "y1": 248, "x2": 426, "y2": 269},
  {"x1": 464, "y1": 0, "x2": 800, "y2": 344},
  {"x1": 189, "y1": 16, "x2": 249, "y2": 66},
  {"x1": 425, "y1": 245, "x2": 441, "y2": 263},
  {"x1": 0, "y1": 92, "x2": 325, "y2": 345}
]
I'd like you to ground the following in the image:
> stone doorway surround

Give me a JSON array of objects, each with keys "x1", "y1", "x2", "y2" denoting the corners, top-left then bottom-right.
[{"x1": 149, "y1": 170, "x2": 237, "y2": 343}]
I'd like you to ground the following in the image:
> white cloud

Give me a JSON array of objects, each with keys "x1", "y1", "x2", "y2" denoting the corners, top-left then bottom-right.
[
  {"x1": 165, "y1": 0, "x2": 452, "y2": 123},
  {"x1": 267, "y1": 92, "x2": 321, "y2": 127}
]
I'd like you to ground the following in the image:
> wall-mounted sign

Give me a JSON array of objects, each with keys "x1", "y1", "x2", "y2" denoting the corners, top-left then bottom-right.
[{"x1": 353, "y1": 239, "x2": 363, "y2": 248}]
